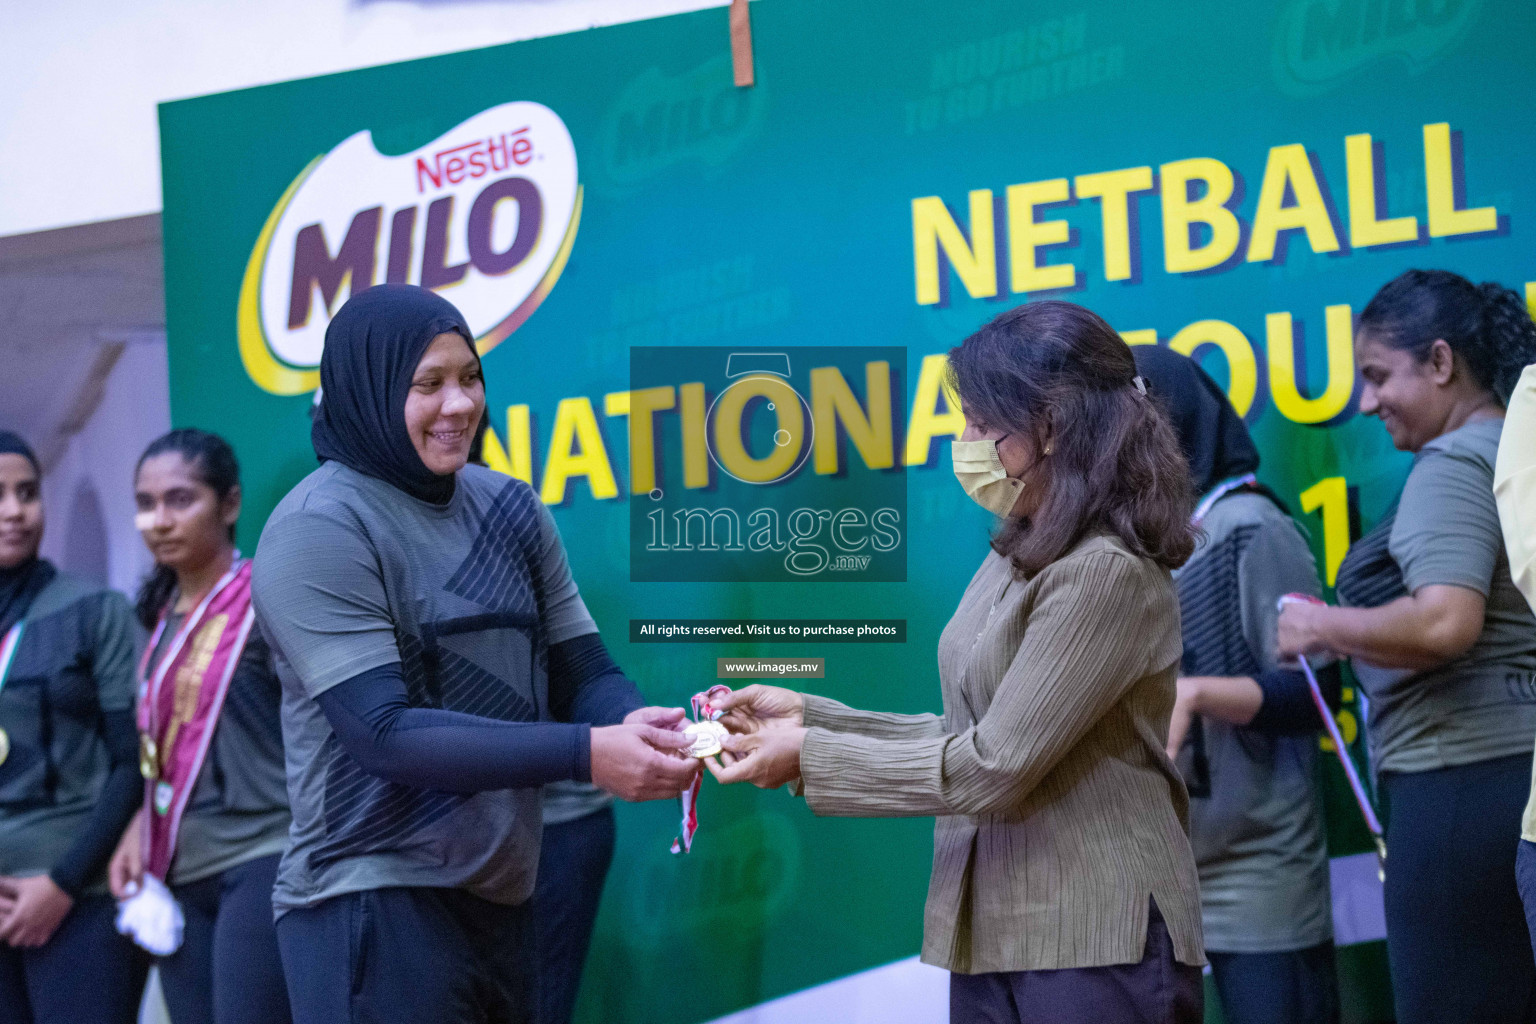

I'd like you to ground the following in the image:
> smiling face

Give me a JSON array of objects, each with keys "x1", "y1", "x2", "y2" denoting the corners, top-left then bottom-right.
[
  {"x1": 0, "y1": 454, "x2": 43, "y2": 570},
  {"x1": 405, "y1": 332, "x2": 485, "y2": 476},
  {"x1": 134, "y1": 453, "x2": 239, "y2": 574},
  {"x1": 1355, "y1": 330, "x2": 1459, "y2": 452}
]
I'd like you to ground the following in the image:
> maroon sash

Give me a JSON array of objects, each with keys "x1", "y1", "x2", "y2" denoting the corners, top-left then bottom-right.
[{"x1": 134, "y1": 560, "x2": 255, "y2": 880}]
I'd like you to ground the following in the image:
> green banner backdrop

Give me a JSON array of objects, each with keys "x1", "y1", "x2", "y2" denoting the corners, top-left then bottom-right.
[{"x1": 160, "y1": 2, "x2": 1536, "y2": 1020}]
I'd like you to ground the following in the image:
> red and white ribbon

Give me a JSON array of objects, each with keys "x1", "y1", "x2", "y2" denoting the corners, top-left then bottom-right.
[
  {"x1": 671, "y1": 686, "x2": 732, "y2": 855},
  {"x1": 1279, "y1": 593, "x2": 1387, "y2": 875}
]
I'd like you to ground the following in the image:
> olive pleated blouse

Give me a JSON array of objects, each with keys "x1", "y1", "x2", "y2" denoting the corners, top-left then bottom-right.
[{"x1": 799, "y1": 535, "x2": 1204, "y2": 974}]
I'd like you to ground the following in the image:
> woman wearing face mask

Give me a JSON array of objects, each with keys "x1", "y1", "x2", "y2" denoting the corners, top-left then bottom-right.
[
  {"x1": 251, "y1": 284, "x2": 698, "y2": 1024},
  {"x1": 106, "y1": 429, "x2": 292, "y2": 1024},
  {"x1": 708, "y1": 301, "x2": 1205, "y2": 1023},
  {"x1": 1278, "y1": 269, "x2": 1536, "y2": 1023},
  {"x1": 0, "y1": 432, "x2": 147, "y2": 1024},
  {"x1": 1135, "y1": 346, "x2": 1341, "y2": 1024}
]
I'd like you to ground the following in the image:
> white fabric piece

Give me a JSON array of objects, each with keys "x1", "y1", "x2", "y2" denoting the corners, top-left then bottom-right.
[{"x1": 115, "y1": 874, "x2": 185, "y2": 956}]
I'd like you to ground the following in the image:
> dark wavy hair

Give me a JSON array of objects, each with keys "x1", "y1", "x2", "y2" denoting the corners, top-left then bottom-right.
[
  {"x1": 133, "y1": 428, "x2": 241, "y2": 628},
  {"x1": 947, "y1": 301, "x2": 1196, "y2": 577},
  {"x1": 1358, "y1": 269, "x2": 1536, "y2": 404}
]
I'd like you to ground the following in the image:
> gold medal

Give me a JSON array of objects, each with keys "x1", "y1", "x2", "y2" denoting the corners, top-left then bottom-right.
[
  {"x1": 683, "y1": 720, "x2": 728, "y2": 759},
  {"x1": 139, "y1": 734, "x2": 158, "y2": 780},
  {"x1": 0, "y1": 727, "x2": 8, "y2": 766}
]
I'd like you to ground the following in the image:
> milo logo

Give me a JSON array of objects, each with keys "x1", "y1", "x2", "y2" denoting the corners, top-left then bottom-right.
[
  {"x1": 601, "y1": 55, "x2": 764, "y2": 185},
  {"x1": 237, "y1": 102, "x2": 581, "y2": 394},
  {"x1": 1273, "y1": 0, "x2": 1481, "y2": 95}
]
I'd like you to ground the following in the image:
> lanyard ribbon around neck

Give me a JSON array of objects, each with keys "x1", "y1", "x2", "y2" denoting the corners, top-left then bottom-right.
[
  {"x1": 0, "y1": 622, "x2": 25, "y2": 766},
  {"x1": 0, "y1": 622, "x2": 24, "y2": 693},
  {"x1": 135, "y1": 559, "x2": 255, "y2": 880},
  {"x1": 1192, "y1": 473, "x2": 1258, "y2": 526}
]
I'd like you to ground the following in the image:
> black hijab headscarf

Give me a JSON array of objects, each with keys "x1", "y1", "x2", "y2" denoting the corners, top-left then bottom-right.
[
  {"x1": 0, "y1": 431, "x2": 56, "y2": 634},
  {"x1": 311, "y1": 285, "x2": 479, "y2": 505},
  {"x1": 1132, "y1": 345, "x2": 1260, "y2": 497}
]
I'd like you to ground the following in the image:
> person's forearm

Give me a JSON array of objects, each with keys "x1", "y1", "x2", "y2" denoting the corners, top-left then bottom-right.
[
  {"x1": 548, "y1": 633, "x2": 645, "y2": 726},
  {"x1": 1183, "y1": 676, "x2": 1263, "y2": 727},
  {"x1": 1312, "y1": 595, "x2": 1476, "y2": 671},
  {"x1": 1250, "y1": 662, "x2": 1341, "y2": 735},
  {"x1": 50, "y1": 712, "x2": 142, "y2": 896},
  {"x1": 801, "y1": 693, "x2": 945, "y2": 740},
  {"x1": 319, "y1": 666, "x2": 591, "y2": 792}
]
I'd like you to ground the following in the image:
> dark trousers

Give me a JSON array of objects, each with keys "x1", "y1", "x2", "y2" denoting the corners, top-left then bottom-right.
[
  {"x1": 949, "y1": 901, "x2": 1202, "y2": 1024},
  {"x1": 532, "y1": 806, "x2": 616, "y2": 1024},
  {"x1": 1517, "y1": 839, "x2": 1536, "y2": 961},
  {"x1": 277, "y1": 885, "x2": 535, "y2": 1024},
  {"x1": 1207, "y1": 943, "x2": 1338, "y2": 1024},
  {"x1": 0, "y1": 893, "x2": 148, "y2": 1024},
  {"x1": 1381, "y1": 753, "x2": 1536, "y2": 1024},
  {"x1": 159, "y1": 853, "x2": 291, "y2": 1024}
]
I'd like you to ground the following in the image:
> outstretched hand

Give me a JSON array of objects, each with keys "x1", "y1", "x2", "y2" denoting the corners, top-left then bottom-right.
[
  {"x1": 591, "y1": 720, "x2": 699, "y2": 802},
  {"x1": 705, "y1": 727, "x2": 807, "y2": 789},
  {"x1": 710, "y1": 684, "x2": 804, "y2": 738}
]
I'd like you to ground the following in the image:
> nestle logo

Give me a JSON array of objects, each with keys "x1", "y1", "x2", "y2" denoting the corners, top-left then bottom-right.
[
  {"x1": 415, "y1": 128, "x2": 534, "y2": 193},
  {"x1": 1273, "y1": 0, "x2": 1480, "y2": 95}
]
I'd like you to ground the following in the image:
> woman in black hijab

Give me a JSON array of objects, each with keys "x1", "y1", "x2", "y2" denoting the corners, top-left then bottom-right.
[
  {"x1": 252, "y1": 285, "x2": 698, "y2": 1024},
  {"x1": 1133, "y1": 347, "x2": 1342, "y2": 1024},
  {"x1": 0, "y1": 432, "x2": 147, "y2": 1024}
]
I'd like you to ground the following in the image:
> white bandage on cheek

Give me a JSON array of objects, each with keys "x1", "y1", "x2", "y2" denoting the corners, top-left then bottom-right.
[{"x1": 134, "y1": 512, "x2": 157, "y2": 532}]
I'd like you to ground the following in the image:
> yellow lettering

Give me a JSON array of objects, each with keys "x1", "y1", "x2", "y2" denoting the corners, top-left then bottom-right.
[
  {"x1": 1161, "y1": 158, "x2": 1242, "y2": 274},
  {"x1": 1266, "y1": 305, "x2": 1355, "y2": 425},
  {"x1": 713, "y1": 376, "x2": 804, "y2": 483},
  {"x1": 540, "y1": 397, "x2": 619, "y2": 503},
  {"x1": 1300, "y1": 475, "x2": 1350, "y2": 586},
  {"x1": 1006, "y1": 178, "x2": 1075, "y2": 292},
  {"x1": 480, "y1": 404, "x2": 533, "y2": 483},
  {"x1": 679, "y1": 382, "x2": 710, "y2": 489},
  {"x1": 811, "y1": 363, "x2": 894, "y2": 474},
  {"x1": 1344, "y1": 133, "x2": 1417, "y2": 248},
  {"x1": 904, "y1": 354, "x2": 966, "y2": 466},
  {"x1": 1424, "y1": 122, "x2": 1498, "y2": 237},
  {"x1": 604, "y1": 387, "x2": 675, "y2": 494},
  {"x1": 912, "y1": 192, "x2": 998, "y2": 305},
  {"x1": 1075, "y1": 166, "x2": 1154, "y2": 282},
  {"x1": 1246, "y1": 143, "x2": 1341, "y2": 262},
  {"x1": 1119, "y1": 329, "x2": 1158, "y2": 347},
  {"x1": 1168, "y1": 320, "x2": 1258, "y2": 417}
]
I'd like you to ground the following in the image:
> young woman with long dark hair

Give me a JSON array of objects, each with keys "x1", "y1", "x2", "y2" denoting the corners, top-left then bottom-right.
[
  {"x1": 1279, "y1": 269, "x2": 1536, "y2": 1023},
  {"x1": 0, "y1": 432, "x2": 146, "y2": 1024},
  {"x1": 107, "y1": 428, "x2": 291, "y2": 1024},
  {"x1": 709, "y1": 300, "x2": 1206, "y2": 1023}
]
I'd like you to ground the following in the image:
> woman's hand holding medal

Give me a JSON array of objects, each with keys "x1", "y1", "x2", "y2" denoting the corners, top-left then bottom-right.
[{"x1": 703, "y1": 684, "x2": 809, "y2": 790}]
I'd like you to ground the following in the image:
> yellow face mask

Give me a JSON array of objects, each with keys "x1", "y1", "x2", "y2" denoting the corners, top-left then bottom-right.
[{"x1": 951, "y1": 437, "x2": 1026, "y2": 517}]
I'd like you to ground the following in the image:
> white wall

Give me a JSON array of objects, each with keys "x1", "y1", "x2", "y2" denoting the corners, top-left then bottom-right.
[
  {"x1": 38, "y1": 336, "x2": 170, "y2": 597},
  {"x1": 0, "y1": 0, "x2": 731, "y2": 237},
  {"x1": 5, "y1": 0, "x2": 745, "y2": 593}
]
